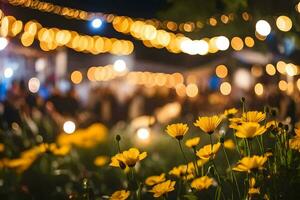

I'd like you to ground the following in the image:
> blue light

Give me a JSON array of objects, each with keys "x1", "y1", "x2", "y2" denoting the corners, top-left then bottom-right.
[{"x1": 91, "y1": 18, "x2": 102, "y2": 29}]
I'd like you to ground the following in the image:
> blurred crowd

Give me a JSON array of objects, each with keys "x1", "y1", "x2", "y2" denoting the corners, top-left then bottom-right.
[{"x1": 0, "y1": 79, "x2": 299, "y2": 138}]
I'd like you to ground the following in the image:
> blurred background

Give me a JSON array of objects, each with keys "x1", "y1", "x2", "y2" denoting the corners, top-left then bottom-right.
[{"x1": 0, "y1": 0, "x2": 300, "y2": 199}]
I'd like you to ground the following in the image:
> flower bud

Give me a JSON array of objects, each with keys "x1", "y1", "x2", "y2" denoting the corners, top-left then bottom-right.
[{"x1": 116, "y1": 134, "x2": 121, "y2": 142}]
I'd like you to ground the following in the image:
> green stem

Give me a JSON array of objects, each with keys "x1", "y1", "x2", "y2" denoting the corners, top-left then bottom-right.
[
  {"x1": 256, "y1": 137, "x2": 264, "y2": 154},
  {"x1": 233, "y1": 131, "x2": 242, "y2": 158},
  {"x1": 244, "y1": 139, "x2": 251, "y2": 156},
  {"x1": 178, "y1": 140, "x2": 189, "y2": 174},
  {"x1": 222, "y1": 145, "x2": 241, "y2": 199}
]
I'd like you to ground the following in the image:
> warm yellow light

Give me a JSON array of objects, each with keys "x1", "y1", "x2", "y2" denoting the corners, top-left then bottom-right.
[
  {"x1": 209, "y1": 17, "x2": 217, "y2": 26},
  {"x1": 255, "y1": 20, "x2": 271, "y2": 36},
  {"x1": 186, "y1": 83, "x2": 198, "y2": 98},
  {"x1": 285, "y1": 63, "x2": 298, "y2": 76},
  {"x1": 87, "y1": 67, "x2": 96, "y2": 81},
  {"x1": 71, "y1": 70, "x2": 83, "y2": 84},
  {"x1": 254, "y1": 83, "x2": 264, "y2": 96},
  {"x1": 265, "y1": 64, "x2": 276, "y2": 76},
  {"x1": 220, "y1": 82, "x2": 231, "y2": 95},
  {"x1": 216, "y1": 36, "x2": 229, "y2": 51},
  {"x1": 216, "y1": 65, "x2": 228, "y2": 78},
  {"x1": 251, "y1": 65, "x2": 263, "y2": 77},
  {"x1": 276, "y1": 61, "x2": 286, "y2": 74},
  {"x1": 278, "y1": 80, "x2": 288, "y2": 91},
  {"x1": 297, "y1": 79, "x2": 300, "y2": 91},
  {"x1": 63, "y1": 120, "x2": 76, "y2": 134},
  {"x1": 21, "y1": 32, "x2": 34, "y2": 47},
  {"x1": 244, "y1": 36, "x2": 255, "y2": 47},
  {"x1": 175, "y1": 83, "x2": 186, "y2": 97},
  {"x1": 113, "y1": 59, "x2": 127, "y2": 73},
  {"x1": 276, "y1": 16, "x2": 292, "y2": 32},
  {"x1": 231, "y1": 37, "x2": 244, "y2": 51}
]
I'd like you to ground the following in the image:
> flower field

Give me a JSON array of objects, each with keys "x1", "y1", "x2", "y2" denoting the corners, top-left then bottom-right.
[{"x1": 1, "y1": 104, "x2": 300, "y2": 200}]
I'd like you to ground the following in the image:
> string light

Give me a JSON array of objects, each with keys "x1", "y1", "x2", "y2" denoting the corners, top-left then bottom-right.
[
  {"x1": 91, "y1": 18, "x2": 103, "y2": 29},
  {"x1": 113, "y1": 59, "x2": 127, "y2": 72},
  {"x1": 6, "y1": 0, "x2": 253, "y2": 33},
  {"x1": 0, "y1": 13, "x2": 134, "y2": 55},
  {"x1": 255, "y1": 20, "x2": 271, "y2": 37},
  {"x1": 276, "y1": 16, "x2": 292, "y2": 32}
]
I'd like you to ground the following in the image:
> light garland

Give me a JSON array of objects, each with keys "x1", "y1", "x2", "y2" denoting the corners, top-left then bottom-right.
[
  {"x1": 5, "y1": 0, "x2": 261, "y2": 55},
  {"x1": 0, "y1": 11, "x2": 134, "y2": 55},
  {"x1": 6, "y1": 0, "x2": 252, "y2": 33}
]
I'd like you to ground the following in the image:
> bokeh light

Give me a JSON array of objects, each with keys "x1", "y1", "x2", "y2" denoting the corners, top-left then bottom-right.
[
  {"x1": 255, "y1": 20, "x2": 271, "y2": 36},
  {"x1": 265, "y1": 64, "x2": 276, "y2": 76},
  {"x1": 136, "y1": 127, "x2": 150, "y2": 140},
  {"x1": 220, "y1": 82, "x2": 231, "y2": 95},
  {"x1": 215, "y1": 65, "x2": 228, "y2": 78},
  {"x1": 278, "y1": 80, "x2": 288, "y2": 91},
  {"x1": 254, "y1": 83, "x2": 264, "y2": 96},
  {"x1": 71, "y1": 70, "x2": 83, "y2": 84},
  {"x1": 4, "y1": 67, "x2": 13, "y2": 78},
  {"x1": 113, "y1": 59, "x2": 127, "y2": 72},
  {"x1": 216, "y1": 36, "x2": 229, "y2": 51},
  {"x1": 28, "y1": 77, "x2": 40, "y2": 93},
  {"x1": 276, "y1": 16, "x2": 292, "y2": 32},
  {"x1": 0, "y1": 37, "x2": 8, "y2": 50},
  {"x1": 91, "y1": 18, "x2": 103, "y2": 29},
  {"x1": 186, "y1": 83, "x2": 198, "y2": 98},
  {"x1": 63, "y1": 120, "x2": 76, "y2": 134},
  {"x1": 234, "y1": 68, "x2": 252, "y2": 90}
]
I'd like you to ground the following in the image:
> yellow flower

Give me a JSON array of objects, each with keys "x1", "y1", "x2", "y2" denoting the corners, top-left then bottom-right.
[
  {"x1": 223, "y1": 139, "x2": 235, "y2": 150},
  {"x1": 49, "y1": 144, "x2": 71, "y2": 156},
  {"x1": 233, "y1": 122, "x2": 267, "y2": 139},
  {"x1": 169, "y1": 165, "x2": 187, "y2": 177},
  {"x1": 94, "y1": 156, "x2": 109, "y2": 167},
  {"x1": 185, "y1": 137, "x2": 200, "y2": 148},
  {"x1": 191, "y1": 176, "x2": 214, "y2": 191},
  {"x1": 224, "y1": 108, "x2": 238, "y2": 117},
  {"x1": 248, "y1": 178, "x2": 260, "y2": 196},
  {"x1": 110, "y1": 153, "x2": 127, "y2": 169},
  {"x1": 0, "y1": 143, "x2": 4, "y2": 152},
  {"x1": 165, "y1": 123, "x2": 189, "y2": 140},
  {"x1": 242, "y1": 111, "x2": 266, "y2": 122},
  {"x1": 233, "y1": 155, "x2": 268, "y2": 173},
  {"x1": 194, "y1": 115, "x2": 222, "y2": 134},
  {"x1": 145, "y1": 173, "x2": 166, "y2": 186},
  {"x1": 110, "y1": 190, "x2": 130, "y2": 200},
  {"x1": 266, "y1": 120, "x2": 277, "y2": 129},
  {"x1": 149, "y1": 180, "x2": 175, "y2": 198},
  {"x1": 57, "y1": 123, "x2": 107, "y2": 148},
  {"x1": 122, "y1": 148, "x2": 147, "y2": 167},
  {"x1": 196, "y1": 159, "x2": 209, "y2": 167},
  {"x1": 289, "y1": 129, "x2": 300, "y2": 152},
  {"x1": 196, "y1": 143, "x2": 221, "y2": 160}
]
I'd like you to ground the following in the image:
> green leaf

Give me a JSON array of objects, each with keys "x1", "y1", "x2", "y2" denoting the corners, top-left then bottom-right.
[{"x1": 184, "y1": 194, "x2": 199, "y2": 200}]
